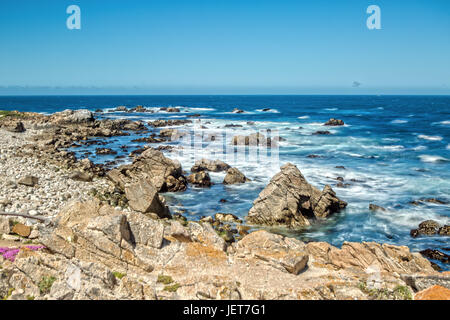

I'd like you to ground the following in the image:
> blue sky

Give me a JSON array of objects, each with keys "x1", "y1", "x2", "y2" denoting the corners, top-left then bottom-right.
[{"x1": 0, "y1": 0, "x2": 449, "y2": 94}]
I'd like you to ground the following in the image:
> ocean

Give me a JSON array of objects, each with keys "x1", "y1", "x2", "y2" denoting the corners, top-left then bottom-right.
[{"x1": 1, "y1": 95, "x2": 449, "y2": 269}]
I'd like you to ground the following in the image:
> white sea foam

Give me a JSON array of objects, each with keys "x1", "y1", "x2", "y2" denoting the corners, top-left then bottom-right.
[
  {"x1": 297, "y1": 115, "x2": 310, "y2": 119},
  {"x1": 418, "y1": 135, "x2": 443, "y2": 141},
  {"x1": 447, "y1": 144, "x2": 450, "y2": 150},
  {"x1": 418, "y1": 155, "x2": 449, "y2": 163},
  {"x1": 324, "y1": 108, "x2": 338, "y2": 111},
  {"x1": 187, "y1": 107, "x2": 216, "y2": 112},
  {"x1": 439, "y1": 120, "x2": 450, "y2": 125},
  {"x1": 390, "y1": 119, "x2": 408, "y2": 124}
]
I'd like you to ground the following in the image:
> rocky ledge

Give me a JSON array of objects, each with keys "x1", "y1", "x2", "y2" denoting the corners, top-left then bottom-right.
[
  {"x1": 0, "y1": 110, "x2": 448, "y2": 300},
  {"x1": 1, "y1": 199, "x2": 448, "y2": 300}
]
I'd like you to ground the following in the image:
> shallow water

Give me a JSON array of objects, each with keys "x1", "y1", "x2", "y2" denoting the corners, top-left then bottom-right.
[{"x1": 1, "y1": 95, "x2": 449, "y2": 269}]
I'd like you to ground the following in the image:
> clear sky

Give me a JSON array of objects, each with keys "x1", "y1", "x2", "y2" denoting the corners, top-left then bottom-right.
[{"x1": 0, "y1": 0, "x2": 449, "y2": 94}]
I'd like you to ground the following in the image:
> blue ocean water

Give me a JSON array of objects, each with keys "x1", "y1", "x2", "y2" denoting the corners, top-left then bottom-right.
[{"x1": 1, "y1": 95, "x2": 449, "y2": 269}]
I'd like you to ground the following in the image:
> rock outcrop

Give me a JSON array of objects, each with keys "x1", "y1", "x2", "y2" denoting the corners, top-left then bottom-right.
[
  {"x1": 124, "y1": 179, "x2": 171, "y2": 218},
  {"x1": 223, "y1": 167, "x2": 250, "y2": 184},
  {"x1": 410, "y1": 220, "x2": 449, "y2": 238},
  {"x1": 247, "y1": 163, "x2": 347, "y2": 228},
  {"x1": 191, "y1": 159, "x2": 230, "y2": 173},
  {"x1": 0, "y1": 200, "x2": 443, "y2": 300},
  {"x1": 187, "y1": 171, "x2": 212, "y2": 187},
  {"x1": 107, "y1": 148, "x2": 187, "y2": 193}
]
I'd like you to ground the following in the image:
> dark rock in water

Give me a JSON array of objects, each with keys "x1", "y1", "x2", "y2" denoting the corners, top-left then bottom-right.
[
  {"x1": 439, "y1": 225, "x2": 450, "y2": 236},
  {"x1": 115, "y1": 106, "x2": 128, "y2": 112},
  {"x1": 224, "y1": 124, "x2": 243, "y2": 128},
  {"x1": 187, "y1": 171, "x2": 212, "y2": 187},
  {"x1": 95, "y1": 109, "x2": 104, "y2": 113},
  {"x1": 410, "y1": 220, "x2": 441, "y2": 238},
  {"x1": 191, "y1": 159, "x2": 230, "y2": 173},
  {"x1": 420, "y1": 249, "x2": 450, "y2": 264},
  {"x1": 232, "y1": 108, "x2": 244, "y2": 114},
  {"x1": 410, "y1": 198, "x2": 448, "y2": 206},
  {"x1": 313, "y1": 130, "x2": 331, "y2": 135},
  {"x1": 219, "y1": 199, "x2": 228, "y2": 203},
  {"x1": 223, "y1": 167, "x2": 250, "y2": 184},
  {"x1": 307, "y1": 154, "x2": 321, "y2": 158},
  {"x1": 96, "y1": 148, "x2": 117, "y2": 156},
  {"x1": 369, "y1": 204, "x2": 386, "y2": 212},
  {"x1": 335, "y1": 166, "x2": 346, "y2": 169},
  {"x1": 336, "y1": 177, "x2": 344, "y2": 182},
  {"x1": 166, "y1": 107, "x2": 180, "y2": 113},
  {"x1": 18, "y1": 175, "x2": 39, "y2": 187},
  {"x1": 324, "y1": 118, "x2": 344, "y2": 126},
  {"x1": 262, "y1": 108, "x2": 271, "y2": 112},
  {"x1": 247, "y1": 121, "x2": 255, "y2": 125},
  {"x1": 247, "y1": 163, "x2": 347, "y2": 228},
  {"x1": 187, "y1": 114, "x2": 201, "y2": 118}
]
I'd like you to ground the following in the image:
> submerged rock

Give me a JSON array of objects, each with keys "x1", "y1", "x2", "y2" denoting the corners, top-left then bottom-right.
[
  {"x1": 369, "y1": 204, "x2": 386, "y2": 212},
  {"x1": 420, "y1": 249, "x2": 449, "y2": 264},
  {"x1": 247, "y1": 163, "x2": 347, "y2": 228}
]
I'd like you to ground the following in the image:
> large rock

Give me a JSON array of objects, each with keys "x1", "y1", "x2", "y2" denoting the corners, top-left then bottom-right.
[
  {"x1": 187, "y1": 171, "x2": 212, "y2": 187},
  {"x1": 247, "y1": 163, "x2": 347, "y2": 228},
  {"x1": 107, "y1": 148, "x2": 187, "y2": 192},
  {"x1": 124, "y1": 179, "x2": 170, "y2": 218},
  {"x1": 191, "y1": 159, "x2": 230, "y2": 173},
  {"x1": 306, "y1": 241, "x2": 436, "y2": 274},
  {"x1": 223, "y1": 167, "x2": 250, "y2": 184},
  {"x1": 410, "y1": 220, "x2": 441, "y2": 238},
  {"x1": 236, "y1": 231, "x2": 309, "y2": 275}
]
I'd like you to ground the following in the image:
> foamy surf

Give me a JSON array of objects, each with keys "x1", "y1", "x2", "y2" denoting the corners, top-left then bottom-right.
[
  {"x1": 418, "y1": 135, "x2": 443, "y2": 141},
  {"x1": 418, "y1": 155, "x2": 449, "y2": 163}
]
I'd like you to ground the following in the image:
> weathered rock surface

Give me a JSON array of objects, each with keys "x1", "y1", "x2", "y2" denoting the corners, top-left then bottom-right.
[
  {"x1": 18, "y1": 175, "x2": 39, "y2": 187},
  {"x1": 410, "y1": 220, "x2": 447, "y2": 238},
  {"x1": 107, "y1": 148, "x2": 187, "y2": 192},
  {"x1": 414, "y1": 285, "x2": 450, "y2": 300},
  {"x1": 223, "y1": 167, "x2": 250, "y2": 184},
  {"x1": 124, "y1": 179, "x2": 171, "y2": 217},
  {"x1": 187, "y1": 171, "x2": 212, "y2": 187},
  {"x1": 191, "y1": 159, "x2": 230, "y2": 173},
  {"x1": 0, "y1": 200, "x2": 444, "y2": 300},
  {"x1": 247, "y1": 163, "x2": 347, "y2": 228}
]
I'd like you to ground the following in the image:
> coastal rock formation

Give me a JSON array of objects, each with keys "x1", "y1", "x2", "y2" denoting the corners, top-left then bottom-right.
[
  {"x1": 236, "y1": 231, "x2": 309, "y2": 275},
  {"x1": 414, "y1": 285, "x2": 450, "y2": 300},
  {"x1": 187, "y1": 171, "x2": 212, "y2": 187},
  {"x1": 107, "y1": 148, "x2": 187, "y2": 192},
  {"x1": 223, "y1": 167, "x2": 250, "y2": 184},
  {"x1": 0, "y1": 200, "x2": 443, "y2": 300},
  {"x1": 191, "y1": 159, "x2": 230, "y2": 173},
  {"x1": 324, "y1": 118, "x2": 345, "y2": 126},
  {"x1": 51, "y1": 109, "x2": 94, "y2": 124},
  {"x1": 247, "y1": 163, "x2": 347, "y2": 228},
  {"x1": 410, "y1": 220, "x2": 449, "y2": 238},
  {"x1": 124, "y1": 179, "x2": 171, "y2": 218}
]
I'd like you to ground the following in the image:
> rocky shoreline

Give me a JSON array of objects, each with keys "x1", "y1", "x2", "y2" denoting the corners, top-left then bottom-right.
[{"x1": 0, "y1": 109, "x2": 449, "y2": 300}]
